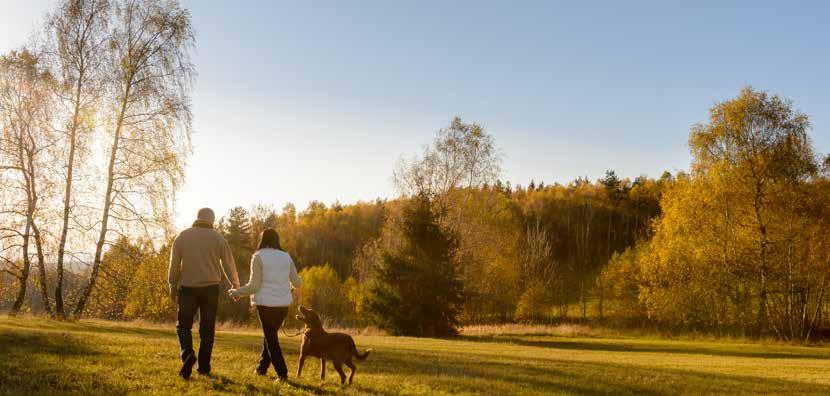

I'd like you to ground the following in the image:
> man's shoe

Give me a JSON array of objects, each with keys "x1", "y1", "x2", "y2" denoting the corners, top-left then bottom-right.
[
  {"x1": 197, "y1": 370, "x2": 212, "y2": 377},
  {"x1": 254, "y1": 369, "x2": 267, "y2": 376},
  {"x1": 178, "y1": 353, "x2": 197, "y2": 379},
  {"x1": 275, "y1": 376, "x2": 289, "y2": 384}
]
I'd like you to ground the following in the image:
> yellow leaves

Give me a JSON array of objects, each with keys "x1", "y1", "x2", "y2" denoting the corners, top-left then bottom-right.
[
  {"x1": 123, "y1": 248, "x2": 175, "y2": 321},
  {"x1": 641, "y1": 87, "x2": 827, "y2": 333},
  {"x1": 343, "y1": 276, "x2": 365, "y2": 316},
  {"x1": 297, "y1": 264, "x2": 351, "y2": 323}
]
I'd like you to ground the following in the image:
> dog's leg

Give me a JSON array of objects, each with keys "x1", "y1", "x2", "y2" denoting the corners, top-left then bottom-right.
[
  {"x1": 345, "y1": 359, "x2": 356, "y2": 385},
  {"x1": 333, "y1": 360, "x2": 346, "y2": 385},
  {"x1": 320, "y1": 358, "x2": 325, "y2": 381},
  {"x1": 297, "y1": 355, "x2": 305, "y2": 378}
]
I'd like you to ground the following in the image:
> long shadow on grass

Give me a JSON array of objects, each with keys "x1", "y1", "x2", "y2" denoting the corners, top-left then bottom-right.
[
  {"x1": 0, "y1": 330, "x2": 130, "y2": 395},
  {"x1": 0, "y1": 317, "x2": 174, "y2": 340},
  {"x1": 285, "y1": 380, "x2": 341, "y2": 396},
  {"x1": 209, "y1": 330, "x2": 830, "y2": 394},
  {"x1": 461, "y1": 335, "x2": 830, "y2": 360},
  {"x1": 363, "y1": 347, "x2": 830, "y2": 395}
]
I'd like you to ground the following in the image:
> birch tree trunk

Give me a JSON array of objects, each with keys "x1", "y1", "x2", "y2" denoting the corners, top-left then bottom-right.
[{"x1": 49, "y1": 0, "x2": 110, "y2": 319}]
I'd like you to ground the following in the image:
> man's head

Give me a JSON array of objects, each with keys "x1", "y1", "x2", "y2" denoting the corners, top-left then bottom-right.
[{"x1": 196, "y1": 208, "x2": 215, "y2": 225}]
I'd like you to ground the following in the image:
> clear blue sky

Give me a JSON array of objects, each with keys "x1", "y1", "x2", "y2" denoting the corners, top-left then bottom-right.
[{"x1": 2, "y1": 1, "x2": 829, "y2": 227}]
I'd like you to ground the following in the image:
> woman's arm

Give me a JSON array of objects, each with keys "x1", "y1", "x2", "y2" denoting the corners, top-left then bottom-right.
[
  {"x1": 222, "y1": 239, "x2": 241, "y2": 289},
  {"x1": 231, "y1": 254, "x2": 263, "y2": 297}
]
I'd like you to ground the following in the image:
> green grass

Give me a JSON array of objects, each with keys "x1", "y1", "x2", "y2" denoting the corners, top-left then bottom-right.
[{"x1": 2, "y1": 317, "x2": 830, "y2": 395}]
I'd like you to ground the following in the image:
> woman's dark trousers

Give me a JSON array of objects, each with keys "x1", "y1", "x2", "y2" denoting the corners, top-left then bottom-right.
[
  {"x1": 176, "y1": 285, "x2": 219, "y2": 374},
  {"x1": 256, "y1": 305, "x2": 289, "y2": 377}
]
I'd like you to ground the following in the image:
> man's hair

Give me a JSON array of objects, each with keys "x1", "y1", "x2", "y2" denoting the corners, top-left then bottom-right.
[{"x1": 197, "y1": 208, "x2": 215, "y2": 224}]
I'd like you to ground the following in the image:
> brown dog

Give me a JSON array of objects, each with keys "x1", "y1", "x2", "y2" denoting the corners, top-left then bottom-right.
[{"x1": 295, "y1": 306, "x2": 371, "y2": 384}]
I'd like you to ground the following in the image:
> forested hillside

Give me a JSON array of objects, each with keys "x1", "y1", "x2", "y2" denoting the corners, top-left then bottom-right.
[{"x1": 1, "y1": 2, "x2": 828, "y2": 341}]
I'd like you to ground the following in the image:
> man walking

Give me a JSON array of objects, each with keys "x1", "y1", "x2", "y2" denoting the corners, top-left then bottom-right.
[{"x1": 168, "y1": 208, "x2": 240, "y2": 379}]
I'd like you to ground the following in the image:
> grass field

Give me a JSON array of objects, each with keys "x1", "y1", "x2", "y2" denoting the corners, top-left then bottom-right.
[{"x1": 2, "y1": 317, "x2": 830, "y2": 395}]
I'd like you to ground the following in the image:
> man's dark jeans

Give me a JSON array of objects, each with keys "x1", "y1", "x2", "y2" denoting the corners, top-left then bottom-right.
[
  {"x1": 176, "y1": 285, "x2": 219, "y2": 374},
  {"x1": 256, "y1": 305, "x2": 289, "y2": 377}
]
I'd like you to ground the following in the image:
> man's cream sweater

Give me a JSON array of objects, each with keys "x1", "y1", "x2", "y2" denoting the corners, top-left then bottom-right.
[{"x1": 168, "y1": 222, "x2": 240, "y2": 292}]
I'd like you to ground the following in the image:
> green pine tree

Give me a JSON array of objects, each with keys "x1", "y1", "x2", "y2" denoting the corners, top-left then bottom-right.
[
  {"x1": 366, "y1": 193, "x2": 464, "y2": 337},
  {"x1": 218, "y1": 207, "x2": 253, "y2": 322}
]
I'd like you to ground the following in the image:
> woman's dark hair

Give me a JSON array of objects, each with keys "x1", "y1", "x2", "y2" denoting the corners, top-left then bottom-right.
[{"x1": 258, "y1": 228, "x2": 282, "y2": 250}]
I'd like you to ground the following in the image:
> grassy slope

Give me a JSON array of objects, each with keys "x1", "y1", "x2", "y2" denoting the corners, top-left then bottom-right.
[{"x1": 1, "y1": 317, "x2": 830, "y2": 395}]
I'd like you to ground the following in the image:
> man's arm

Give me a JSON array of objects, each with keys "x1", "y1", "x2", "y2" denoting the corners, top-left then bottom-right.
[
  {"x1": 220, "y1": 239, "x2": 241, "y2": 288},
  {"x1": 289, "y1": 256, "x2": 302, "y2": 302},
  {"x1": 167, "y1": 237, "x2": 183, "y2": 300},
  {"x1": 288, "y1": 255, "x2": 302, "y2": 288}
]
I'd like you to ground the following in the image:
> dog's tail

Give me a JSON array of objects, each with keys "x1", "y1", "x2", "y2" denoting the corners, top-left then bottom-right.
[
  {"x1": 354, "y1": 348, "x2": 371, "y2": 361},
  {"x1": 351, "y1": 340, "x2": 371, "y2": 361}
]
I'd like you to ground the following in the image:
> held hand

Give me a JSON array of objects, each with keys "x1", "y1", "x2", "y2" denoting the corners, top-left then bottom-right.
[{"x1": 227, "y1": 289, "x2": 241, "y2": 302}]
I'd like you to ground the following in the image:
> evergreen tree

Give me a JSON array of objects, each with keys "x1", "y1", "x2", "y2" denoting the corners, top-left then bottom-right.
[
  {"x1": 218, "y1": 207, "x2": 253, "y2": 321},
  {"x1": 366, "y1": 193, "x2": 464, "y2": 337},
  {"x1": 600, "y1": 170, "x2": 622, "y2": 199},
  {"x1": 221, "y1": 207, "x2": 253, "y2": 276}
]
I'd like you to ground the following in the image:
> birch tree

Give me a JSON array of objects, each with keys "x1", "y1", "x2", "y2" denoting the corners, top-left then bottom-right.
[
  {"x1": 689, "y1": 87, "x2": 813, "y2": 331},
  {"x1": 516, "y1": 219, "x2": 555, "y2": 321},
  {"x1": 0, "y1": 124, "x2": 30, "y2": 315},
  {"x1": 0, "y1": 49, "x2": 58, "y2": 316},
  {"x1": 46, "y1": 0, "x2": 111, "y2": 319},
  {"x1": 73, "y1": 0, "x2": 194, "y2": 318},
  {"x1": 394, "y1": 117, "x2": 501, "y2": 206}
]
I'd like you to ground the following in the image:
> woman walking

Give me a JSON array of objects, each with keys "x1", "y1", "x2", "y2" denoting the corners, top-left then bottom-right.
[{"x1": 228, "y1": 229, "x2": 302, "y2": 382}]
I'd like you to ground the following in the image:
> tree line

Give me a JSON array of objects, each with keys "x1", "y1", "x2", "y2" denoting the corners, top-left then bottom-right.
[{"x1": 19, "y1": 116, "x2": 667, "y2": 337}]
